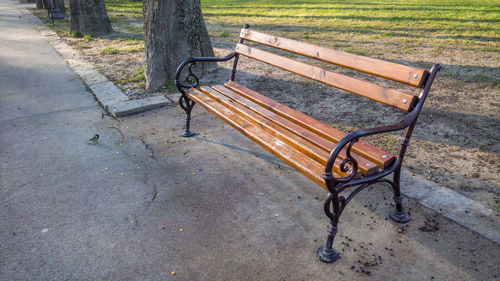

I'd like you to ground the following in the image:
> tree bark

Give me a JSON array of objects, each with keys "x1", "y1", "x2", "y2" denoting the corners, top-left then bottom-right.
[
  {"x1": 69, "y1": 0, "x2": 112, "y2": 36},
  {"x1": 38, "y1": 0, "x2": 64, "y2": 13},
  {"x1": 57, "y1": 0, "x2": 66, "y2": 16},
  {"x1": 143, "y1": 0, "x2": 216, "y2": 92}
]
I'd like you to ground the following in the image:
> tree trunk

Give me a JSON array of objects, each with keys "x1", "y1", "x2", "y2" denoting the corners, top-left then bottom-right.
[
  {"x1": 69, "y1": 0, "x2": 112, "y2": 36},
  {"x1": 36, "y1": 0, "x2": 44, "y2": 9},
  {"x1": 57, "y1": 0, "x2": 66, "y2": 16},
  {"x1": 143, "y1": 0, "x2": 216, "y2": 92}
]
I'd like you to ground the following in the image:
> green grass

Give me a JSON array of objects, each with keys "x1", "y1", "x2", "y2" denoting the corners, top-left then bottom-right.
[
  {"x1": 31, "y1": 1, "x2": 499, "y2": 89},
  {"x1": 99, "y1": 45, "x2": 143, "y2": 55},
  {"x1": 105, "y1": 0, "x2": 500, "y2": 86},
  {"x1": 201, "y1": 0, "x2": 499, "y2": 51},
  {"x1": 99, "y1": 46, "x2": 120, "y2": 54},
  {"x1": 217, "y1": 31, "x2": 230, "y2": 37},
  {"x1": 33, "y1": 0, "x2": 500, "y2": 88},
  {"x1": 83, "y1": 34, "x2": 92, "y2": 42},
  {"x1": 102, "y1": 0, "x2": 499, "y2": 54},
  {"x1": 37, "y1": 1, "x2": 500, "y2": 55},
  {"x1": 121, "y1": 45, "x2": 144, "y2": 53},
  {"x1": 128, "y1": 66, "x2": 145, "y2": 82},
  {"x1": 116, "y1": 66, "x2": 145, "y2": 85}
]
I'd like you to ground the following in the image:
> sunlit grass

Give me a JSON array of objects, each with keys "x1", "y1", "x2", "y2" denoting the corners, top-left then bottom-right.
[
  {"x1": 201, "y1": 0, "x2": 499, "y2": 52},
  {"x1": 39, "y1": 0, "x2": 500, "y2": 55},
  {"x1": 101, "y1": 0, "x2": 499, "y2": 54},
  {"x1": 31, "y1": 0, "x2": 500, "y2": 87}
]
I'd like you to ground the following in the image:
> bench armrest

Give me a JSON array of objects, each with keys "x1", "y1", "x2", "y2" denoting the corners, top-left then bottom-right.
[
  {"x1": 325, "y1": 63, "x2": 442, "y2": 186},
  {"x1": 175, "y1": 52, "x2": 237, "y2": 94},
  {"x1": 324, "y1": 112, "x2": 416, "y2": 183}
]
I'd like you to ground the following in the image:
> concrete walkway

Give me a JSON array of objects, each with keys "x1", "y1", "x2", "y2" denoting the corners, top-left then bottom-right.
[{"x1": 1, "y1": 0, "x2": 499, "y2": 280}]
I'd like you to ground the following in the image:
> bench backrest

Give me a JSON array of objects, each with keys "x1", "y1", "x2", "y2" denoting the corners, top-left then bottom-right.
[{"x1": 234, "y1": 28, "x2": 430, "y2": 112}]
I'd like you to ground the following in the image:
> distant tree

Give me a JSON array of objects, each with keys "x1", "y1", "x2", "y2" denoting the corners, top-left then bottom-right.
[
  {"x1": 36, "y1": 0, "x2": 65, "y2": 14},
  {"x1": 69, "y1": 0, "x2": 112, "y2": 36},
  {"x1": 57, "y1": 0, "x2": 66, "y2": 15},
  {"x1": 143, "y1": 0, "x2": 216, "y2": 92}
]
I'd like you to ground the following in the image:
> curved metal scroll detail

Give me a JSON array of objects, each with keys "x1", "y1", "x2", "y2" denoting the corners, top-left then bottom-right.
[
  {"x1": 176, "y1": 62, "x2": 200, "y2": 92},
  {"x1": 175, "y1": 60, "x2": 200, "y2": 137},
  {"x1": 323, "y1": 193, "x2": 347, "y2": 222},
  {"x1": 179, "y1": 94, "x2": 195, "y2": 114},
  {"x1": 175, "y1": 52, "x2": 236, "y2": 96},
  {"x1": 338, "y1": 138, "x2": 359, "y2": 180},
  {"x1": 174, "y1": 53, "x2": 237, "y2": 137},
  {"x1": 324, "y1": 138, "x2": 360, "y2": 184},
  {"x1": 324, "y1": 179, "x2": 397, "y2": 223}
]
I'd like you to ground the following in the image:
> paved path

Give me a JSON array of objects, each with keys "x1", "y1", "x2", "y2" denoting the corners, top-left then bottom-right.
[
  {"x1": 1, "y1": 1, "x2": 499, "y2": 280},
  {"x1": 0, "y1": 1, "x2": 158, "y2": 279}
]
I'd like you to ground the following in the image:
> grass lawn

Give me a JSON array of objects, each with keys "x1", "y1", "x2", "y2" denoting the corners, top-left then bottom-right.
[
  {"x1": 104, "y1": 0, "x2": 499, "y2": 84},
  {"x1": 36, "y1": 0, "x2": 500, "y2": 87},
  {"x1": 29, "y1": 0, "x2": 500, "y2": 211}
]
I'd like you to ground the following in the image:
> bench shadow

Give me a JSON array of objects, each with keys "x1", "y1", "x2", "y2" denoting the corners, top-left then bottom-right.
[{"x1": 193, "y1": 135, "x2": 295, "y2": 171}]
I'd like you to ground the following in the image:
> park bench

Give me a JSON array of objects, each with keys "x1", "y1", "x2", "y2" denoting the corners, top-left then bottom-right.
[{"x1": 175, "y1": 24, "x2": 441, "y2": 263}]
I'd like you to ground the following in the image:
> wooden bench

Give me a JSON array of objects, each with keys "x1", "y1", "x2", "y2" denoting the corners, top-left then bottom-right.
[{"x1": 175, "y1": 24, "x2": 441, "y2": 263}]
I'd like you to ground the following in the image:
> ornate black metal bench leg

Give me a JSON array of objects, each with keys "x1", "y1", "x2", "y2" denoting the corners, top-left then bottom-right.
[
  {"x1": 389, "y1": 167, "x2": 410, "y2": 223},
  {"x1": 182, "y1": 113, "x2": 194, "y2": 137},
  {"x1": 179, "y1": 95, "x2": 195, "y2": 137},
  {"x1": 317, "y1": 192, "x2": 341, "y2": 263}
]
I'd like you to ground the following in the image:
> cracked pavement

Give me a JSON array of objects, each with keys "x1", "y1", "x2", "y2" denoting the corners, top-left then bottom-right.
[{"x1": 1, "y1": 0, "x2": 499, "y2": 280}]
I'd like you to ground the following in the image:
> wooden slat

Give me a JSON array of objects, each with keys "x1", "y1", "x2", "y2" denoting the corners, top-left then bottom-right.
[
  {"x1": 225, "y1": 81, "x2": 395, "y2": 169},
  {"x1": 207, "y1": 85, "x2": 379, "y2": 176},
  {"x1": 185, "y1": 88, "x2": 331, "y2": 189},
  {"x1": 235, "y1": 43, "x2": 417, "y2": 112},
  {"x1": 199, "y1": 86, "x2": 340, "y2": 175},
  {"x1": 240, "y1": 29, "x2": 429, "y2": 88},
  {"x1": 201, "y1": 86, "x2": 378, "y2": 176}
]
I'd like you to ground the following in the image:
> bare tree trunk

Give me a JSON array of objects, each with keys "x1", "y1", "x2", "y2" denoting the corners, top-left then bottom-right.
[
  {"x1": 69, "y1": 0, "x2": 112, "y2": 36},
  {"x1": 36, "y1": 0, "x2": 44, "y2": 9},
  {"x1": 143, "y1": 0, "x2": 216, "y2": 92},
  {"x1": 57, "y1": 0, "x2": 66, "y2": 16}
]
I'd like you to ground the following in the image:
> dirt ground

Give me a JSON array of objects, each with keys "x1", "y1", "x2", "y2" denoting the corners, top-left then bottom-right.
[
  {"x1": 46, "y1": 14, "x2": 499, "y2": 214},
  {"x1": 62, "y1": 35, "x2": 500, "y2": 213},
  {"x1": 112, "y1": 106, "x2": 500, "y2": 280},
  {"x1": 6, "y1": 2, "x2": 498, "y2": 280},
  {"x1": 195, "y1": 45, "x2": 500, "y2": 213}
]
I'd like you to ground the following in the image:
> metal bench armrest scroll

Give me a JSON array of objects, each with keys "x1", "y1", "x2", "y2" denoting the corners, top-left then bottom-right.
[{"x1": 175, "y1": 52, "x2": 237, "y2": 137}]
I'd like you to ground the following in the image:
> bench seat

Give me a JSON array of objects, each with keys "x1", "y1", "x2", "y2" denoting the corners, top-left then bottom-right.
[
  {"x1": 185, "y1": 81, "x2": 395, "y2": 190},
  {"x1": 175, "y1": 24, "x2": 441, "y2": 263}
]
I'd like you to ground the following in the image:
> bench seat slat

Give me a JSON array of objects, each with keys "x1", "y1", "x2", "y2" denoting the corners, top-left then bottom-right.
[
  {"x1": 201, "y1": 86, "x2": 378, "y2": 176},
  {"x1": 185, "y1": 88, "x2": 331, "y2": 188},
  {"x1": 207, "y1": 85, "x2": 379, "y2": 176},
  {"x1": 235, "y1": 43, "x2": 417, "y2": 112},
  {"x1": 225, "y1": 81, "x2": 395, "y2": 169},
  {"x1": 240, "y1": 29, "x2": 429, "y2": 88}
]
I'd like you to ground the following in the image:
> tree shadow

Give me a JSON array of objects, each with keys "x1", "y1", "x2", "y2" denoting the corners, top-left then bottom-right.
[
  {"x1": 194, "y1": 136, "x2": 295, "y2": 171},
  {"x1": 207, "y1": 22, "x2": 498, "y2": 44},
  {"x1": 203, "y1": 12, "x2": 499, "y2": 24},
  {"x1": 197, "y1": 58, "x2": 499, "y2": 154}
]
